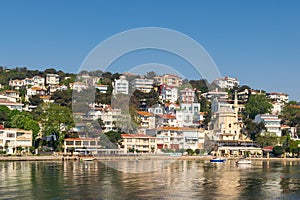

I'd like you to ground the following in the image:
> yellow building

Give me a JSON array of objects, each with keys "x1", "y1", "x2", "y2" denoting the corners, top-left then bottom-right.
[{"x1": 121, "y1": 134, "x2": 157, "y2": 153}]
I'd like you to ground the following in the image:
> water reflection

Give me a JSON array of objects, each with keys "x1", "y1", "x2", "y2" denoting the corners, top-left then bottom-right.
[{"x1": 0, "y1": 160, "x2": 300, "y2": 199}]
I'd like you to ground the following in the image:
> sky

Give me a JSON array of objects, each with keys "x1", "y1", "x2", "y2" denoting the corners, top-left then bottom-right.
[{"x1": 0, "y1": 0, "x2": 299, "y2": 100}]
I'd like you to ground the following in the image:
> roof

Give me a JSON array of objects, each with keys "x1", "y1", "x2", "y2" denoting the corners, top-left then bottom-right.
[
  {"x1": 5, "y1": 90, "x2": 17, "y2": 93},
  {"x1": 165, "y1": 103, "x2": 180, "y2": 108},
  {"x1": 136, "y1": 111, "x2": 154, "y2": 117},
  {"x1": 262, "y1": 146, "x2": 273, "y2": 152},
  {"x1": 156, "y1": 114, "x2": 176, "y2": 119},
  {"x1": 267, "y1": 92, "x2": 288, "y2": 96},
  {"x1": 121, "y1": 134, "x2": 155, "y2": 139}
]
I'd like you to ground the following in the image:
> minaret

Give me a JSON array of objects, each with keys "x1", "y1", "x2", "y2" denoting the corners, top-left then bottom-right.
[{"x1": 234, "y1": 90, "x2": 238, "y2": 120}]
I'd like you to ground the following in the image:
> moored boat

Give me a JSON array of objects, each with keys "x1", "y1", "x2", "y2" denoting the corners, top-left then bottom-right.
[
  {"x1": 236, "y1": 159, "x2": 252, "y2": 165},
  {"x1": 210, "y1": 158, "x2": 226, "y2": 163}
]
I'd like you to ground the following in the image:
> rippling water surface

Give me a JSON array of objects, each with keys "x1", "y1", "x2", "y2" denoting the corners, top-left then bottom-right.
[{"x1": 0, "y1": 160, "x2": 300, "y2": 199}]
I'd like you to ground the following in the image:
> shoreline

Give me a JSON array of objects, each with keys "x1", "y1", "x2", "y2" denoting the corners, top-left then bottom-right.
[{"x1": 1, "y1": 155, "x2": 300, "y2": 162}]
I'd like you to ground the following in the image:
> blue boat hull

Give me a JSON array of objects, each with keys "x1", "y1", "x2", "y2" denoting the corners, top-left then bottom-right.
[{"x1": 210, "y1": 159, "x2": 225, "y2": 163}]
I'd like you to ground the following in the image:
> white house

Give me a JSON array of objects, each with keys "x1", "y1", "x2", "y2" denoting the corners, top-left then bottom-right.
[
  {"x1": 46, "y1": 74, "x2": 60, "y2": 85},
  {"x1": 160, "y1": 84, "x2": 178, "y2": 103},
  {"x1": 9, "y1": 79, "x2": 24, "y2": 89},
  {"x1": 213, "y1": 76, "x2": 239, "y2": 89},
  {"x1": 267, "y1": 92, "x2": 289, "y2": 103},
  {"x1": 113, "y1": 76, "x2": 129, "y2": 95},
  {"x1": 0, "y1": 128, "x2": 32, "y2": 154},
  {"x1": 145, "y1": 127, "x2": 205, "y2": 150},
  {"x1": 131, "y1": 78, "x2": 154, "y2": 93},
  {"x1": 95, "y1": 84, "x2": 108, "y2": 93},
  {"x1": 254, "y1": 114, "x2": 282, "y2": 137}
]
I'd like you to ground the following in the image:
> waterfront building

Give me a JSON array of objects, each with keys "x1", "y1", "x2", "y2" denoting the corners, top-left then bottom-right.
[
  {"x1": 145, "y1": 127, "x2": 205, "y2": 150},
  {"x1": 0, "y1": 128, "x2": 32, "y2": 154},
  {"x1": 113, "y1": 75, "x2": 129, "y2": 95},
  {"x1": 121, "y1": 134, "x2": 157, "y2": 153},
  {"x1": 131, "y1": 78, "x2": 154, "y2": 93},
  {"x1": 64, "y1": 138, "x2": 102, "y2": 155}
]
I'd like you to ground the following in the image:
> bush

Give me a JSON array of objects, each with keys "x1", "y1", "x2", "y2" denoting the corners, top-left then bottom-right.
[
  {"x1": 273, "y1": 146, "x2": 284, "y2": 157},
  {"x1": 194, "y1": 149, "x2": 201, "y2": 155},
  {"x1": 186, "y1": 149, "x2": 194, "y2": 156}
]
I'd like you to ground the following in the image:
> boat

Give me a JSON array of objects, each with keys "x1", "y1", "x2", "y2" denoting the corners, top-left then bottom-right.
[
  {"x1": 81, "y1": 157, "x2": 95, "y2": 161},
  {"x1": 236, "y1": 159, "x2": 252, "y2": 165},
  {"x1": 210, "y1": 158, "x2": 226, "y2": 163}
]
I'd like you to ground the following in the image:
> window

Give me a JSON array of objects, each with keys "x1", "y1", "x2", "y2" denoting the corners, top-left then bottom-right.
[
  {"x1": 66, "y1": 141, "x2": 73, "y2": 145},
  {"x1": 229, "y1": 124, "x2": 231, "y2": 128},
  {"x1": 75, "y1": 141, "x2": 81, "y2": 146},
  {"x1": 90, "y1": 141, "x2": 96, "y2": 146},
  {"x1": 7, "y1": 133, "x2": 15, "y2": 138},
  {"x1": 83, "y1": 141, "x2": 89, "y2": 146}
]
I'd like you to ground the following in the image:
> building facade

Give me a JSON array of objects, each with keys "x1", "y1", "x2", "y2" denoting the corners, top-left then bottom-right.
[
  {"x1": 0, "y1": 128, "x2": 32, "y2": 154},
  {"x1": 131, "y1": 78, "x2": 154, "y2": 93},
  {"x1": 113, "y1": 76, "x2": 129, "y2": 95},
  {"x1": 121, "y1": 134, "x2": 157, "y2": 153}
]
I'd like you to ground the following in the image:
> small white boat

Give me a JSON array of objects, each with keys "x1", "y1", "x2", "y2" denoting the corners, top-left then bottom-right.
[
  {"x1": 81, "y1": 157, "x2": 95, "y2": 161},
  {"x1": 210, "y1": 158, "x2": 226, "y2": 163},
  {"x1": 236, "y1": 159, "x2": 252, "y2": 165}
]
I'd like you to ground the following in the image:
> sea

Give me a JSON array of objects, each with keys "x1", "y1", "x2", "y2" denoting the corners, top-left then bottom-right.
[{"x1": 0, "y1": 159, "x2": 299, "y2": 200}]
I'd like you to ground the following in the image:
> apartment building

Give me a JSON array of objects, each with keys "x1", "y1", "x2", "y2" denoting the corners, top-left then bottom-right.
[
  {"x1": 121, "y1": 134, "x2": 157, "y2": 153},
  {"x1": 0, "y1": 128, "x2": 32, "y2": 154}
]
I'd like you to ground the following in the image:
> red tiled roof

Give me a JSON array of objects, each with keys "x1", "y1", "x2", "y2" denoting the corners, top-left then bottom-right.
[
  {"x1": 136, "y1": 111, "x2": 154, "y2": 117},
  {"x1": 156, "y1": 114, "x2": 176, "y2": 119},
  {"x1": 262, "y1": 146, "x2": 273, "y2": 151}
]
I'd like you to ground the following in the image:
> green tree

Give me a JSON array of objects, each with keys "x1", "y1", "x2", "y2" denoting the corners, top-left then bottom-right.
[
  {"x1": 10, "y1": 111, "x2": 40, "y2": 142},
  {"x1": 280, "y1": 101, "x2": 300, "y2": 133},
  {"x1": 273, "y1": 146, "x2": 284, "y2": 157},
  {"x1": 186, "y1": 149, "x2": 194, "y2": 155},
  {"x1": 244, "y1": 94, "x2": 272, "y2": 119},
  {"x1": 256, "y1": 132, "x2": 279, "y2": 147},
  {"x1": 29, "y1": 95, "x2": 43, "y2": 106},
  {"x1": 37, "y1": 103, "x2": 74, "y2": 150},
  {"x1": 51, "y1": 89, "x2": 73, "y2": 108},
  {"x1": 189, "y1": 79, "x2": 209, "y2": 93},
  {"x1": 243, "y1": 118, "x2": 266, "y2": 140}
]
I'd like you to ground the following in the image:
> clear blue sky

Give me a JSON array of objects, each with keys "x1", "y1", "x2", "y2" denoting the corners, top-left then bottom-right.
[{"x1": 0, "y1": 1, "x2": 299, "y2": 100}]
